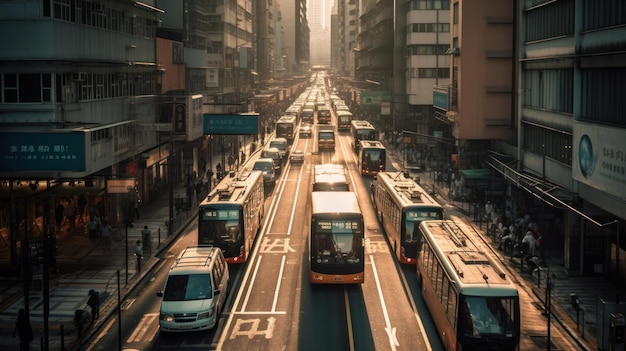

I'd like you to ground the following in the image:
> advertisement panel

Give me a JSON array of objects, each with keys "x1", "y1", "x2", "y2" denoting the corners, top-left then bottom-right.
[
  {"x1": 572, "y1": 121, "x2": 626, "y2": 201},
  {"x1": 0, "y1": 131, "x2": 86, "y2": 171}
]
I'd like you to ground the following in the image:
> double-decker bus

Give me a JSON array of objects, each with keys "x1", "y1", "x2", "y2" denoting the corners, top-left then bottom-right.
[
  {"x1": 336, "y1": 110, "x2": 353, "y2": 131},
  {"x1": 198, "y1": 170, "x2": 265, "y2": 264},
  {"x1": 313, "y1": 164, "x2": 349, "y2": 191},
  {"x1": 317, "y1": 124, "x2": 336, "y2": 151},
  {"x1": 350, "y1": 120, "x2": 376, "y2": 153},
  {"x1": 417, "y1": 220, "x2": 520, "y2": 351},
  {"x1": 372, "y1": 171, "x2": 444, "y2": 263},
  {"x1": 310, "y1": 191, "x2": 364, "y2": 284},
  {"x1": 358, "y1": 140, "x2": 386, "y2": 176},
  {"x1": 275, "y1": 115, "x2": 297, "y2": 144}
]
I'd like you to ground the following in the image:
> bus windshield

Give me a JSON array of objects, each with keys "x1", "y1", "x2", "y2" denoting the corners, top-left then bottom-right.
[
  {"x1": 163, "y1": 273, "x2": 212, "y2": 301},
  {"x1": 363, "y1": 149, "x2": 384, "y2": 167},
  {"x1": 200, "y1": 208, "x2": 241, "y2": 243},
  {"x1": 458, "y1": 296, "x2": 518, "y2": 338},
  {"x1": 313, "y1": 220, "x2": 361, "y2": 264},
  {"x1": 404, "y1": 209, "x2": 443, "y2": 243},
  {"x1": 356, "y1": 129, "x2": 375, "y2": 141}
]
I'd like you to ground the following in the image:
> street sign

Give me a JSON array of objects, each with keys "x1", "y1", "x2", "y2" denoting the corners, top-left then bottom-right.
[
  {"x1": 203, "y1": 113, "x2": 259, "y2": 135},
  {"x1": 139, "y1": 123, "x2": 173, "y2": 132},
  {"x1": 107, "y1": 179, "x2": 136, "y2": 194}
]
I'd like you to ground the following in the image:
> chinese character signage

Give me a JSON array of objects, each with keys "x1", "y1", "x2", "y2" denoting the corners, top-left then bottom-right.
[
  {"x1": 203, "y1": 113, "x2": 259, "y2": 135},
  {"x1": 0, "y1": 132, "x2": 86, "y2": 171},
  {"x1": 573, "y1": 121, "x2": 626, "y2": 202}
]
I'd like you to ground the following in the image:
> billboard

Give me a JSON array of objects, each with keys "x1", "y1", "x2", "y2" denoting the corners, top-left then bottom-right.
[
  {"x1": 0, "y1": 131, "x2": 86, "y2": 171},
  {"x1": 572, "y1": 121, "x2": 626, "y2": 201}
]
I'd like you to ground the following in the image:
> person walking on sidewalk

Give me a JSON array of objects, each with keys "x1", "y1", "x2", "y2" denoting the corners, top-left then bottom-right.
[
  {"x1": 13, "y1": 308, "x2": 33, "y2": 351},
  {"x1": 87, "y1": 289, "x2": 100, "y2": 324},
  {"x1": 64, "y1": 198, "x2": 77, "y2": 229},
  {"x1": 134, "y1": 240, "x2": 143, "y2": 273},
  {"x1": 100, "y1": 220, "x2": 112, "y2": 253},
  {"x1": 88, "y1": 216, "x2": 99, "y2": 240},
  {"x1": 141, "y1": 225, "x2": 152, "y2": 252}
]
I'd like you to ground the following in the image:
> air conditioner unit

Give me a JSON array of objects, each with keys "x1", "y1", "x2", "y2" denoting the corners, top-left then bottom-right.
[{"x1": 71, "y1": 72, "x2": 86, "y2": 81}]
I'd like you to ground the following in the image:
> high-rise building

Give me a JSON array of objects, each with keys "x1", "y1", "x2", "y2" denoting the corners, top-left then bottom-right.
[{"x1": 307, "y1": 0, "x2": 332, "y2": 66}]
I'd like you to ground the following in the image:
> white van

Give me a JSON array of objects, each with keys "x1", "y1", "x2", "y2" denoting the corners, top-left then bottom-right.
[{"x1": 157, "y1": 246, "x2": 229, "y2": 332}]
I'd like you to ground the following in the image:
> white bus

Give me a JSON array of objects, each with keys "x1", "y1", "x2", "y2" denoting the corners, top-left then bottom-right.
[{"x1": 417, "y1": 220, "x2": 520, "y2": 351}]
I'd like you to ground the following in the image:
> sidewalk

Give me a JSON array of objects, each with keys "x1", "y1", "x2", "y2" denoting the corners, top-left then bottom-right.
[
  {"x1": 385, "y1": 142, "x2": 610, "y2": 351},
  {"x1": 0, "y1": 137, "x2": 266, "y2": 351},
  {"x1": 0, "y1": 182, "x2": 198, "y2": 351}
]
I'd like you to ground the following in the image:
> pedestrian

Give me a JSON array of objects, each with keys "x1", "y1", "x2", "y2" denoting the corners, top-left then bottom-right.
[
  {"x1": 141, "y1": 225, "x2": 151, "y2": 252},
  {"x1": 55, "y1": 201, "x2": 64, "y2": 232},
  {"x1": 88, "y1": 216, "x2": 99, "y2": 240},
  {"x1": 522, "y1": 230, "x2": 537, "y2": 257},
  {"x1": 13, "y1": 308, "x2": 33, "y2": 351},
  {"x1": 73, "y1": 309, "x2": 91, "y2": 338},
  {"x1": 87, "y1": 289, "x2": 100, "y2": 323},
  {"x1": 64, "y1": 198, "x2": 76, "y2": 229},
  {"x1": 134, "y1": 240, "x2": 143, "y2": 272},
  {"x1": 100, "y1": 220, "x2": 112, "y2": 253},
  {"x1": 77, "y1": 194, "x2": 87, "y2": 223},
  {"x1": 485, "y1": 201, "x2": 494, "y2": 220}
]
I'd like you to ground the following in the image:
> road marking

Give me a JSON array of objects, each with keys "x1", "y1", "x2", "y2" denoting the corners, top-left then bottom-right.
[
  {"x1": 241, "y1": 255, "x2": 263, "y2": 311},
  {"x1": 229, "y1": 316, "x2": 276, "y2": 340},
  {"x1": 365, "y1": 240, "x2": 389, "y2": 254},
  {"x1": 85, "y1": 317, "x2": 117, "y2": 351},
  {"x1": 121, "y1": 298, "x2": 136, "y2": 310},
  {"x1": 271, "y1": 255, "x2": 286, "y2": 313},
  {"x1": 259, "y1": 237, "x2": 296, "y2": 254},
  {"x1": 370, "y1": 255, "x2": 399, "y2": 349},
  {"x1": 344, "y1": 288, "x2": 355, "y2": 351},
  {"x1": 127, "y1": 312, "x2": 159, "y2": 343}
]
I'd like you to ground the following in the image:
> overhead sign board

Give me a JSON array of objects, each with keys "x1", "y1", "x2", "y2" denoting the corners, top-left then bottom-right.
[
  {"x1": 0, "y1": 131, "x2": 86, "y2": 171},
  {"x1": 203, "y1": 113, "x2": 259, "y2": 135},
  {"x1": 107, "y1": 179, "x2": 136, "y2": 194}
]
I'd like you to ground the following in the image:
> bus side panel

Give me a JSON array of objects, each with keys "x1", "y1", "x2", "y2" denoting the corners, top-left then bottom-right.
[{"x1": 417, "y1": 262, "x2": 458, "y2": 351}]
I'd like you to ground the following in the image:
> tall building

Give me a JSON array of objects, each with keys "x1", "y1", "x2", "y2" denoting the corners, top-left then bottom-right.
[
  {"x1": 501, "y1": 0, "x2": 625, "y2": 276},
  {"x1": 0, "y1": 1, "x2": 165, "y2": 268},
  {"x1": 276, "y1": 0, "x2": 311, "y2": 74},
  {"x1": 307, "y1": 0, "x2": 332, "y2": 66}
]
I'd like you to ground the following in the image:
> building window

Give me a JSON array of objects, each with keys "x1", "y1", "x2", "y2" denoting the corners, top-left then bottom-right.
[
  {"x1": 524, "y1": 0, "x2": 574, "y2": 42},
  {"x1": 409, "y1": 23, "x2": 450, "y2": 33},
  {"x1": 1, "y1": 73, "x2": 52, "y2": 103},
  {"x1": 523, "y1": 123, "x2": 572, "y2": 166},
  {"x1": 408, "y1": 45, "x2": 448, "y2": 56},
  {"x1": 409, "y1": 0, "x2": 450, "y2": 10},
  {"x1": 523, "y1": 69, "x2": 573, "y2": 114},
  {"x1": 583, "y1": 0, "x2": 626, "y2": 30},
  {"x1": 580, "y1": 68, "x2": 626, "y2": 128},
  {"x1": 410, "y1": 68, "x2": 450, "y2": 79}
]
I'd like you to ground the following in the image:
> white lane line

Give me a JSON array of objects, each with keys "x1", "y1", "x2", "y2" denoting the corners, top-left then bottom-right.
[
  {"x1": 272, "y1": 255, "x2": 287, "y2": 312},
  {"x1": 127, "y1": 312, "x2": 159, "y2": 343},
  {"x1": 344, "y1": 287, "x2": 356, "y2": 351},
  {"x1": 240, "y1": 255, "x2": 263, "y2": 312},
  {"x1": 370, "y1": 255, "x2": 399, "y2": 350}
]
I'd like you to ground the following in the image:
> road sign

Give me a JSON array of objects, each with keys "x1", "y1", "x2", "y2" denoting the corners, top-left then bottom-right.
[{"x1": 203, "y1": 113, "x2": 259, "y2": 135}]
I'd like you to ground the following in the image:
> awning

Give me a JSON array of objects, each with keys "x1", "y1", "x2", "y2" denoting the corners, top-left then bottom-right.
[
  {"x1": 486, "y1": 152, "x2": 576, "y2": 209},
  {"x1": 459, "y1": 169, "x2": 491, "y2": 179}
]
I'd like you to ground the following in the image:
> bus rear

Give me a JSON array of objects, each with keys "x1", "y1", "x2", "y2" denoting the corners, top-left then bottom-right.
[
  {"x1": 359, "y1": 140, "x2": 386, "y2": 176},
  {"x1": 317, "y1": 124, "x2": 336, "y2": 151}
]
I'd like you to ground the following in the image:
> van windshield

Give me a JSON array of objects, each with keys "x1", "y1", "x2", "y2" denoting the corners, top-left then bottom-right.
[{"x1": 163, "y1": 273, "x2": 212, "y2": 301}]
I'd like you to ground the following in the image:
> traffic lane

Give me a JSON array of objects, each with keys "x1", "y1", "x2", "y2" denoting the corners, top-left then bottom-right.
[
  {"x1": 359, "y1": 190, "x2": 434, "y2": 350},
  {"x1": 86, "y1": 223, "x2": 229, "y2": 351},
  {"x1": 217, "y1": 153, "x2": 310, "y2": 351},
  {"x1": 338, "y1": 131, "x2": 432, "y2": 350}
]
